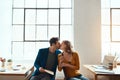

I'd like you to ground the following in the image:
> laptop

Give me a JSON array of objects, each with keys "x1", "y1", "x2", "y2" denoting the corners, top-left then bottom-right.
[
  {"x1": 92, "y1": 55, "x2": 115, "y2": 69},
  {"x1": 102, "y1": 55, "x2": 115, "y2": 68},
  {"x1": 93, "y1": 55, "x2": 115, "y2": 73}
]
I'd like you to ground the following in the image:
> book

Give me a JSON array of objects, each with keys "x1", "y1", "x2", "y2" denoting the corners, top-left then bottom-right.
[{"x1": 44, "y1": 69, "x2": 54, "y2": 75}]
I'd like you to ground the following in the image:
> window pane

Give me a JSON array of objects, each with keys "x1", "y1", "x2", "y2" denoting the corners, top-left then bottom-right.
[
  {"x1": 48, "y1": 26, "x2": 59, "y2": 39},
  {"x1": 61, "y1": 9, "x2": 71, "y2": 24},
  {"x1": 12, "y1": 25, "x2": 23, "y2": 41},
  {"x1": 25, "y1": 9, "x2": 36, "y2": 24},
  {"x1": 13, "y1": 0, "x2": 24, "y2": 8},
  {"x1": 36, "y1": 42, "x2": 49, "y2": 51},
  {"x1": 111, "y1": 0, "x2": 120, "y2": 8},
  {"x1": 48, "y1": 9, "x2": 59, "y2": 24},
  {"x1": 60, "y1": 25, "x2": 73, "y2": 41},
  {"x1": 101, "y1": 42, "x2": 111, "y2": 60},
  {"x1": 61, "y1": 0, "x2": 71, "y2": 8},
  {"x1": 112, "y1": 26, "x2": 120, "y2": 41},
  {"x1": 112, "y1": 9, "x2": 120, "y2": 25},
  {"x1": 101, "y1": 9, "x2": 110, "y2": 25},
  {"x1": 101, "y1": 25, "x2": 110, "y2": 42},
  {"x1": 49, "y1": 0, "x2": 59, "y2": 8},
  {"x1": 12, "y1": 42, "x2": 24, "y2": 60},
  {"x1": 37, "y1": 0, "x2": 48, "y2": 8},
  {"x1": 13, "y1": 9, "x2": 24, "y2": 24},
  {"x1": 37, "y1": 10, "x2": 47, "y2": 24},
  {"x1": 110, "y1": 43, "x2": 120, "y2": 56},
  {"x1": 25, "y1": 0, "x2": 36, "y2": 8},
  {"x1": 36, "y1": 26, "x2": 48, "y2": 40},
  {"x1": 24, "y1": 42, "x2": 36, "y2": 60},
  {"x1": 101, "y1": 0, "x2": 110, "y2": 8},
  {"x1": 25, "y1": 25, "x2": 36, "y2": 40}
]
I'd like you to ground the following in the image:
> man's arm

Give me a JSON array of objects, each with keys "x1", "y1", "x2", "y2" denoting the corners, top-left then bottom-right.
[{"x1": 34, "y1": 49, "x2": 45, "y2": 72}]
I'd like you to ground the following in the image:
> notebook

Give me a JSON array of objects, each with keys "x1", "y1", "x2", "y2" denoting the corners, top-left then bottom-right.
[{"x1": 44, "y1": 69, "x2": 54, "y2": 75}]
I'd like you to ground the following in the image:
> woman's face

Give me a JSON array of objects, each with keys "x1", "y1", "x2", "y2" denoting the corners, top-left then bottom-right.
[{"x1": 60, "y1": 42, "x2": 66, "y2": 51}]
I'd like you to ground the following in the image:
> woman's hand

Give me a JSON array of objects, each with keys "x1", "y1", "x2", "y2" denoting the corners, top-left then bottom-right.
[
  {"x1": 0, "y1": 57, "x2": 2, "y2": 61},
  {"x1": 60, "y1": 62, "x2": 69, "y2": 67},
  {"x1": 59, "y1": 56, "x2": 65, "y2": 67},
  {"x1": 59, "y1": 56, "x2": 64, "y2": 63}
]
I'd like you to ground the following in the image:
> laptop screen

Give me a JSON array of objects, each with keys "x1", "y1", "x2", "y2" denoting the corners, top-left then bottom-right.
[{"x1": 102, "y1": 55, "x2": 115, "y2": 68}]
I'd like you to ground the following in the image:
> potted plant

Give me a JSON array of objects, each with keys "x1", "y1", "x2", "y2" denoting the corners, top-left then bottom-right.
[
  {"x1": 0, "y1": 58, "x2": 6, "y2": 67},
  {"x1": 7, "y1": 59, "x2": 12, "y2": 66}
]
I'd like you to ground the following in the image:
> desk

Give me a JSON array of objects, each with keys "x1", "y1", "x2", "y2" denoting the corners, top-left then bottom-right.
[
  {"x1": 84, "y1": 65, "x2": 120, "y2": 80},
  {"x1": 0, "y1": 64, "x2": 34, "y2": 80}
]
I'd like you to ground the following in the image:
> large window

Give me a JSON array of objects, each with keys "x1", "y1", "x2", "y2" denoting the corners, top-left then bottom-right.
[
  {"x1": 12, "y1": 0, "x2": 73, "y2": 60},
  {"x1": 101, "y1": 0, "x2": 120, "y2": 61}
]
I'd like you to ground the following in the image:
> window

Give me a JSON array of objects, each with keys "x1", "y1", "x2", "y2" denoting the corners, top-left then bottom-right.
[
  {"x1": 110, "y1": 8, "x2": 120, "y2": 42},
  {"x1": 12, "y1": 0, "x2": 73, "y2": 60},
  {"x1": 101, "y1": 0, "x2": 120, "y2": 61}
]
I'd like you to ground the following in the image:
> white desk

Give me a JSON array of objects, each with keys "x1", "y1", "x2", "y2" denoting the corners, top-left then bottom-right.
[
  {"x1": 84, "y1": 65, "x2": 120, "y2": 80},
  {"x1": 0, "y1": 64, "x2": 34, "y2": 80}
]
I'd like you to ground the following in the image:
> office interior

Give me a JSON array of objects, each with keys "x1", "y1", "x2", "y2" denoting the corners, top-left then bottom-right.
[{"x1": 0, "y1": 0, "x2": 120, "y2": 80}]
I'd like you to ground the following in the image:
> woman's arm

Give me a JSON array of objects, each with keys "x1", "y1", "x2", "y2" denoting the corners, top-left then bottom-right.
[
  {"x1": 61, "y1": 52, "x2": 80, "y2": 70},
  {"x1": 58, "y1": 54, "x2": 63, "y2": 71}
]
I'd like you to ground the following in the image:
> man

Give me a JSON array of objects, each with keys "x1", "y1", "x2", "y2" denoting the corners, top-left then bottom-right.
[{"x1": 30, "y1": 37, "x2": 61, "y2": 80}]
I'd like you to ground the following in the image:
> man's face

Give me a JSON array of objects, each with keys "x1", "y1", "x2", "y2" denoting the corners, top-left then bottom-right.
[{"x1": 55, "y1": 41, "x2": 60, "y2": 49}]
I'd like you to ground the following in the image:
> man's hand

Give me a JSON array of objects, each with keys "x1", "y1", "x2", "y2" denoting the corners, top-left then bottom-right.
[{"x1": 39, "y1": 67, "x2": 45, "y2": 72}]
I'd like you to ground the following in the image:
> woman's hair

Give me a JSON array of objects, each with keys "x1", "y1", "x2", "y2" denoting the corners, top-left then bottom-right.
[{"x1": 63, "y1": 40, "x2": 73, "y2": 54}]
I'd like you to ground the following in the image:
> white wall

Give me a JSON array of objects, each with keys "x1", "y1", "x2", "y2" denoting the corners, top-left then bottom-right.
[{"x1": 74, "y1": 0, "x2": 101, "y2": 78}]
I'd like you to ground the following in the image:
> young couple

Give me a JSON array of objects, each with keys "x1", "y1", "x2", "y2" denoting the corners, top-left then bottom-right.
[{"x1": 30, "y1": 37, "x2": 89, "y2": 80}]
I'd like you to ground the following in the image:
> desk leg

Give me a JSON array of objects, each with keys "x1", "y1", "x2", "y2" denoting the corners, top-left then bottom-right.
[{"x1": 94, "y1": 74, "x2": 97, "y2": 80}]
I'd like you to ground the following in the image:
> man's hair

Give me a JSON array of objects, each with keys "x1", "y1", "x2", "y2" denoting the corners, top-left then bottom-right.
[{"x1": 49, "y1": 37, "x2": 59, "y2": 46}]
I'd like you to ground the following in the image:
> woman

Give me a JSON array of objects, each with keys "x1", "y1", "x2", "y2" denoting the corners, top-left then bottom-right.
[{"x1": 58, "y1": 40, "x2": 89, "y2": 80}]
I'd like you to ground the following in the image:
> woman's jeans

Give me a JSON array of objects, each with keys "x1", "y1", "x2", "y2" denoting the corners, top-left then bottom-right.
[{"x1": 66, "y1": 74, "x2": 89, "y2": 80}]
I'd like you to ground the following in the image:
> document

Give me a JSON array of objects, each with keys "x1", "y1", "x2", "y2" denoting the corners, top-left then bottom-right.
[
  {"x1": 44, "y1": 69, "x2": 54, "y2": 75},
  {"x1": 95, "y1": 68, "x2": 114, "y2": 73},
  {"x1": 0, "y1": 68, "x2": 5, "y2": 72}
]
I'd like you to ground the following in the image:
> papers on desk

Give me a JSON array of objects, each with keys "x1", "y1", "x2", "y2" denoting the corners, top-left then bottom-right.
[
  {"x1": 0, "y1": 68, "x2": 5, "y2": 72},
  {"x1": 92, "y1": 65, "x2": 106, "y2": 69},
  {"x1": 92, "y1": 65, "x2": 114, "y2": 73},
  {"x1": 44, "y1": 69, "x2": 54, "y2": 75},
  {"x1": 94, "y1": 69, "x2": 114, "y2": 73}
]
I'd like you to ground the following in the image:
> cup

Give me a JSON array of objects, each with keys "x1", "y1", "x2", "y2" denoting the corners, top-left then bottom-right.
[
  {"x1": 108, "y1": 63, "x2": 113, "y2": 70},
  {"x1": 113, "y1": 61, "x2": 117, "y2": 68}
]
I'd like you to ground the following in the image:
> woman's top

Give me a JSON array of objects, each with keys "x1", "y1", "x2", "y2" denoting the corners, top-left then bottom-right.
[{"x1": 58, "y1": 52, "x2": 81, "y2": 78}]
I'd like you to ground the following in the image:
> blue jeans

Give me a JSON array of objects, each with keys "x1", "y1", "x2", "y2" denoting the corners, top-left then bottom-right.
[
  {"x1": 30, "y1": 73, "x2": 52, "y2": 80},
  {"x1": 66, "y1": 74, "x2": 89, "y2": 80}
]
